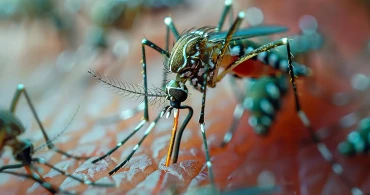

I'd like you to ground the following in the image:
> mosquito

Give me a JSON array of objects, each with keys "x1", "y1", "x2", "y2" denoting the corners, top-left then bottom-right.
[
  {"x1": 0, "y1": 84, "x2": 116, "y2": 194},
  {"x1": 338, "y1": 117, "x2": 370, "y2": 156},
  {"x1": 220, "y1": 74, "x2": 289, "y2": 146},
  {"x1": 220, "y1": 27, "x2": 326, "y2": 145},
  {"x1": 87, "y1": 0, "x2": 318, "y2": 190}
]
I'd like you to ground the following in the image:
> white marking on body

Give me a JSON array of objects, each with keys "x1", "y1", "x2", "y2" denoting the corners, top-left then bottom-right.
[
  {"x1": 192, "y1": 51, "x2": 200, "y2": 58},
  {"x1": 144, "y1": 121, "x2": 156, "y2": 135},
  {"x1": 192, "y1": 78, "x2": 198, "y2": 86},
  {"x1": 257, "y1": 51, "x2": 267, "y2": 62},
  {"x1": 266, "y1": 83, "x2": 280, "y2": 99},
  {"x1": 198, "y1": 68, "x2": 205, "y2": 76},
  {"x1": 248, "y1": 116, "x2": 258, "y2": 127},
  {"x1": 197, "y1": 83, "x2": 202, "y2": 91},
  {"x1": 260, "y1": 99, "x2": 274, "y2": 114},
  {"x1": 181, "y1": 71, "x2": 192, "y2": 78},
  {"x1": 245, "y1": 46, "x2": 254, "y2": 54},
  {"x1": 230, "y1": 46, "x2": 241, "y2": 56},
  {"x1": 192, "y1": 31, "x2": 204, "y2": 35},
  {"x1": 268, "y1": 53, "x2": 278, "y2": 67},
  {"x1": 243, "y1": 97, "x2": 254, "y2": 109},
  {"x1": 279, "y1": 60, "x2": 288, "y2": 71},
  {"x1": 180, "y1": 36, "x2": 199, "y2": 69},
  {"x1": 207, "y1": 48, "x2": 215, "y2": 68}
]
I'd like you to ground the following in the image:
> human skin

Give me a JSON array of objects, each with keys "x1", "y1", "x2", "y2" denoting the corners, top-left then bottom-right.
[{"x1": 0, "y1": 0, "x2": 369, "y2": 194}]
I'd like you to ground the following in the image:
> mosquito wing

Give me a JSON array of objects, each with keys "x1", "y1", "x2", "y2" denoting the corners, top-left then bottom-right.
[{"x1": 209, "y1": 25, "x2": 288, "y2": 42}]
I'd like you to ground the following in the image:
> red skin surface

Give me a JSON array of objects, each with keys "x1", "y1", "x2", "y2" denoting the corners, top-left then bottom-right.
[{"x1": 0, "y1": 0, "x2": 369, "y2": 194}]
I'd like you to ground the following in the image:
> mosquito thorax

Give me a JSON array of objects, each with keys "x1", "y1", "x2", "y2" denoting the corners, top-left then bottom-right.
[
  {"x1": 0, "y1": 110, "x2": 25, "y2": 139},
  {"x1": 169, "y1": 32, "x2": 207, "y2": 75},
  {"x1": 166, "y1": 80, "x2": 188, "y2": 104}
]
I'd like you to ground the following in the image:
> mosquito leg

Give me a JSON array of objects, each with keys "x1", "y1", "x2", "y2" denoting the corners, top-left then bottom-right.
[
  {"x1": 33, "y1": 158, "x2": 116, "y2": 188},
  {"x1": 0, "y1": 163, "x2": 24, "y2": 171},
  {"x1": 217, "y1": 39, "x2": 316, "y2": 138},
  {"x1": 209, "y1": 12, "x2": 245, "y2": 88},
  {"x1": 162, "y1": 16, "x2": 180, "y2": 90},
  {"x1": 108, "y1": 113, "x2": 162, "y2": 176},
  {"x1": 91, "y1": 40, "x2": 168, "y2": 163},
  {"x1": 0, "y1": 170, "x2": 72, "y2": 194},
  {"x1": 216, "y1": 38, "x2": 290, "y2": 82},
  {"x1": 223, "y1": 39, "x2": 364, "y2": 194},
  {"x1": 172, "y1": 105, "x2": 193, "y2": 164},
  {"x1": 10, "y1": 84, "x2": 51, "y2": 143},
  {"x1": 221, "y1": 104, "x2": 244, "y2": 147},
  {"x1": 141, "y1": 39, "x2": 170, "y2": 121},
  {"x1": 9, "y1": 84, "x2": 89, "y2": 160},
  {"x1": 198, "y1": 66, "x2": 216, "y2": 188},
  {"x1": 164, "y1": 17, "x2": 180, "y2": 41},
  {"x1": 292, "y1": 70, "x2": 364, "y2": 194},
  {"x1": 92, "y1": 119, "x2": 146, "y2": 163},
  {"x1": 216, "y1": 0, "x2": 234, "y2": 32},
  {"x1": 220, "y1": 76, "x2": 247, "y2": 147}
]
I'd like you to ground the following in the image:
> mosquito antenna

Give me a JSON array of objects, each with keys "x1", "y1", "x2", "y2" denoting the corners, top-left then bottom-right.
[
  {"x1": 88, "y1": 70, "x2": 167, "y2": 103},
  {"x1": 33, "y1": 106, "x2": 80, "y2": 153}
]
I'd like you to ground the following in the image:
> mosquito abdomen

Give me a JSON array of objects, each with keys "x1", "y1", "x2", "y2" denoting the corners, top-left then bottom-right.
[{"x1": 243, "y1": 75, "x2": 289, "y2": 134}]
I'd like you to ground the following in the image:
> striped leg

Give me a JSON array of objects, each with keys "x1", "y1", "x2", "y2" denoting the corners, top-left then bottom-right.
[
  {"x1": 216, "y1": 0, "x2": 234, "y2": 32},
  {"x1": 215, "y1": 39, "x2": 317, "y2": 138},
  {"x1": 221, "y1": 77, "x2": 246, "y2": 147},
  {"x1": 0, "y1": 164, "x2": 73, "y2": 194},
  {"x1": 209, "y1": 11, "x2": 245, "y2": 88},
  {"x1": 198, "y1": 65, "x2": 216, "y2": 189},
  {"x1": 108, "y1": 114, "x2": 162, "y2": 175},
  {"x1": 1, "y1": 170, "x2": 69, "y2": 194},
  {"x1": 10, "y1": 84, "x2": 89, "y2": 160},
  {"x1": 33, "y1": 158, "x2": 116, "y2": 188}
]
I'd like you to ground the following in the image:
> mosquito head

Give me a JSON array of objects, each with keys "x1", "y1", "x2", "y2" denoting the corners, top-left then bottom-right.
[
  {"x1": 13, "y1": 140, "x2": 33, "y2": 164},
  {"x1": 168, "y1": 33, "x2": 207, "y2": 74},
  {"x1": 165, "y1": 80, "x2": 189, "y2": 106}
]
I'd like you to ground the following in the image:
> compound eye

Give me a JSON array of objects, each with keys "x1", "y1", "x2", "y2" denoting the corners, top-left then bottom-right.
[{"x1": 166, "y1": 80, "x2": 188, "y2": 102}]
